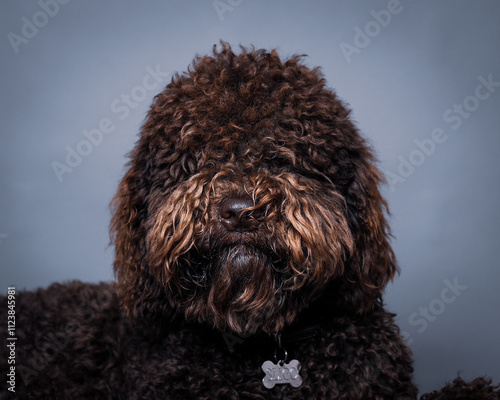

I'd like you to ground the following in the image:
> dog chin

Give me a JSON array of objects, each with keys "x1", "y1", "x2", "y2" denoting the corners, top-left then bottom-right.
[{"x1": 222, "y1": 244, "x2": 267, "y2": 271}]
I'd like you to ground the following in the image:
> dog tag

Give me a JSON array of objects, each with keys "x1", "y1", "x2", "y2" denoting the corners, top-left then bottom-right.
[{"x1": 261, "y1": 359, "x2": 302, "y2": 389}]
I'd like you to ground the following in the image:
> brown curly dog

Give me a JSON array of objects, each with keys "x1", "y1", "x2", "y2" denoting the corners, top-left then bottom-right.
[{"x1": 1, "y1": 42, "x2": 498, "y2": 399}]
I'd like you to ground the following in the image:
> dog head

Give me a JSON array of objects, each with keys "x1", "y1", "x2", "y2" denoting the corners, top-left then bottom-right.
[{"x1": 111, "y1": 43, "x2": 397, "y2": 335}]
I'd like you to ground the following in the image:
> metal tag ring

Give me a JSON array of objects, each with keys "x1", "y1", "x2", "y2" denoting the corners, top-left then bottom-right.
[{"x1": 274, "y1": 347, "x2": 288, "y2": 365}]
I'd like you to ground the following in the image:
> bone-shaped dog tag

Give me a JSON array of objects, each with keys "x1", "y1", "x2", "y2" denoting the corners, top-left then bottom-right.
[{"x1": 261, "y1": 359, "x2": 302, "y2": 389}]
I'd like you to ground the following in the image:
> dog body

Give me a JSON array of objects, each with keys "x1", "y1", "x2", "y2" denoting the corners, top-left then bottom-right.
[
  {"x1": 5, "y1": 282, "x2": 415, "y2": 399},
  {"x1": 2, "y1": 43, "x2": 497, "y2": 399}
]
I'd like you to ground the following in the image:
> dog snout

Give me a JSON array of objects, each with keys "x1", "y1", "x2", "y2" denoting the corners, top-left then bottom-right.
[{"x1": 219, "y1": 197, "x2": 255, "y2": 231}]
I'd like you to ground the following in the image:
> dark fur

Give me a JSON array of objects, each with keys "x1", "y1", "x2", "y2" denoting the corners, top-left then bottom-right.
[
  {"x1": 420, "y1": 377, "x2": 499, "y2": 400},
  {"x1": 0, "y1": 43, "x2": 497, "y2": 399}
]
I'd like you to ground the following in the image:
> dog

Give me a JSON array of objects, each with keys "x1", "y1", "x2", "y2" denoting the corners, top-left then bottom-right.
[{"x1": 1, "y1": 42, "x2": 498, "y2": 399}]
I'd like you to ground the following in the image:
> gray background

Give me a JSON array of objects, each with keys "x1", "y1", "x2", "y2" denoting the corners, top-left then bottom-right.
[{"x1": 1, "y1": 0, "x2": 499, "y2": 394}]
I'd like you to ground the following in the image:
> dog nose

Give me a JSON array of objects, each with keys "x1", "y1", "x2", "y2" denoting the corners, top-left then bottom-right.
[{"x1": 220, "y1": 197, "x2": 255, "y2": 231}]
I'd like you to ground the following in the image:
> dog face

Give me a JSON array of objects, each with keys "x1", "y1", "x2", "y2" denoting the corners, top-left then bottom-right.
[{"x1": 111, "y1": 43, "x2": 397, "y2": 335}]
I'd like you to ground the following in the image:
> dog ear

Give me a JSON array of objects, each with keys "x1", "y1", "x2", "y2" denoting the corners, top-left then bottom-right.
[
  {"x1": 110, "y1": 147, "x2": 176, "y2": 329},
  {"x1": 342, "y1": 145, "x2": 398, "y2": 314},
  {"x1": 322, "y1": 120, "x2": 398, "y2": 313}
]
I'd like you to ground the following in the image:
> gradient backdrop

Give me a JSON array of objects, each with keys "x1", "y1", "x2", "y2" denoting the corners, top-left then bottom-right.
[{"x1": 1, "y1": 0, "x2": 499, "y2": 394}]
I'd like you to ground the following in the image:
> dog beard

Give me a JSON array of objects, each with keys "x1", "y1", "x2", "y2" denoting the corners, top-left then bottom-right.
[
  {"x1": 207, "y1": 245, "x2": 279, "y2": 333},
  {"x1": 177, "y1": 243, "x2": 296, "y2": 335}
]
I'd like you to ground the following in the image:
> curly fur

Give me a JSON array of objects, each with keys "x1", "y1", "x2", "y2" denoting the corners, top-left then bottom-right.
[
  {"x1": 110, "y1": 42, "x2": 396, "y2": 336},
  {"x1": 0, "y1": 42, "x2": 497, "y2": 399},
  {"x1": 420, "y1": 377, "x2": 499, "y2": 399}
]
